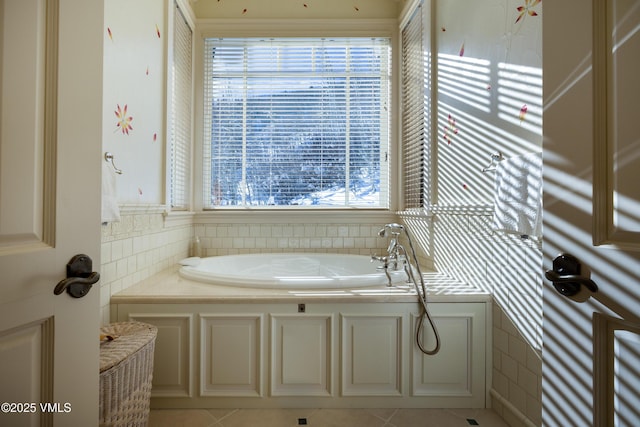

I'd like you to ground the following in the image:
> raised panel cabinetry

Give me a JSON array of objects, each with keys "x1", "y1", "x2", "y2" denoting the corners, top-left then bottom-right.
[
  {"x1": 112, "y1": 301, "x2": 488, "y2": 408},
  {"x1": 341, "y1": 314, "x2": 402, "y2": 396},
  {"x1": 128, "y1": 313, "x2": 192, "y2": 398},
  {"x1": 201, "y1": 314, "x2": 263, "y2": 397},
  {"x1": 271, "y1": 314, "x2": 332, "y2": 396}
]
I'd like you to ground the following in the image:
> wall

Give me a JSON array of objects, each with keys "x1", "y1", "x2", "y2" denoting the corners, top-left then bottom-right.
[
  {"x1": 100, "y1": 0, "x2": 192, "y2": 323},
  {"x1": 400, "y1": 1, "x2": 543, "y2": 426},
  {"x1": 100, "y1": 208, "x2": 191, "y2": 324},
  {"x1": 192, "y1": 0, "x2": 400, "y2": 19},
  {"x1": 102, "y1": 0, "x2": 166, "y2": 204},
  {"x1": 193, "y1": 213, "x2": 394, "y2": 256}
]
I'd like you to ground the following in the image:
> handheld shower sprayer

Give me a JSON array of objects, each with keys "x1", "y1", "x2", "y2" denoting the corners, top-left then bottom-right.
[{"x1": 375, "y1": 222, "x2": 441, "y2": 356}]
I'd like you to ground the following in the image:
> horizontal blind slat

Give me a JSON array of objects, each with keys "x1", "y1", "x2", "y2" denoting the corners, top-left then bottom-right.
[
  {"x1": 204, "y1": 37, "x2": 389, "y2": 208},
  {"x1": 170, "y1": 2, "x2": 193, "y2": 210}
]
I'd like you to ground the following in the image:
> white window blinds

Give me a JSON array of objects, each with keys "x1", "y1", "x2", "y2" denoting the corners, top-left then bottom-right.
[
  {"x1": 202, "y1": 37, "x2": 390, "y2": 208},
  {"x1": 401, "y1": 1, "x2": 429, "y2": 209},
  {"x1": 169, "y1": 2, "x2": 193, "y2": 210}
]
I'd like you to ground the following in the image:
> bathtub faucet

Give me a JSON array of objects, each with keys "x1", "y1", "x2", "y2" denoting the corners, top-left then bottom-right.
[
  {"x1": 372, "y1": 223, "x2": 412, "y2": 285},
  {"x1": 370, "y1": 254, "x2": 393, "y2": 286},
  {"x1": 377, "y1": 223, "x2": 405, "y2": 271}
]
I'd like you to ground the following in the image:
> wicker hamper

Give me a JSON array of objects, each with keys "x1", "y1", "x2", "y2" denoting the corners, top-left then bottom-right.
[{"x1": 99, "y1": 321, "x2": 157, "y2": 427}]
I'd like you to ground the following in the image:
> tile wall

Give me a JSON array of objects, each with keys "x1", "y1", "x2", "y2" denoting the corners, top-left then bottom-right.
[
  {"x1": 193, "y1": 222, "x2": 391, "y2": 257},
  {"x1": 99, "y1": 207, "x2": 192, "y2": 324},
  {"x1": 401, "y1": 210, "x2": 543, "y2": 427}
]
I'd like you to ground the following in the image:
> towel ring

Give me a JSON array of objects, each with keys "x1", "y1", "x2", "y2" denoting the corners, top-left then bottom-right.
[
  {"x1": 104, "y1": 152, "x2": 123, "y2": 174},
  {"x1": 481, "y1": 151, "x2": 503, "y2": 172}
]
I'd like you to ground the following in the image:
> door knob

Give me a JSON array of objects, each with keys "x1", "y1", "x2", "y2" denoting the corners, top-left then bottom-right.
[
  {"x1": 544, "y1": 253, "x2": 598, "y2": 297},
  {"x1": 54, "y1": 254, "x2": 100, "y2": 298}
]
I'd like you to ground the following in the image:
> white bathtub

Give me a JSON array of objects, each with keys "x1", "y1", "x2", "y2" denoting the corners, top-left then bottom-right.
[
  {"x1": 113, "y1": 257, "x2": 490, "y2": 409},
  {"x1": 178, "y1": 253, "x2": 410, "y2": 289}
]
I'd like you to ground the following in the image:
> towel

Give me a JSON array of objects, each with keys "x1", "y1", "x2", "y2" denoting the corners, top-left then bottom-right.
[
  {"x1": 102, "y1": 161, "x2": 120, "y2": 224},
  {"x1": 492, "y1": 152, "x2": 542, "y2": 238}
]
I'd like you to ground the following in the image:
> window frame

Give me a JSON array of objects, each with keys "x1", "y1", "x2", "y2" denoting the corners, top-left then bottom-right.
[
  {"x1": 203, "y1": 36, "x2": 390, "y2": 209},
  {"x1": 193, "y1": 19, "x2": 399, "y2": 216}
]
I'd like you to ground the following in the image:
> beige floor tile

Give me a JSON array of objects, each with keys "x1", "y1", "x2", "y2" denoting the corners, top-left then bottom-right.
[
  {"x1": 218, "y1": 408, "x2": 318, "y2": 427},
  {"x1": 148, "y1": 409, "x2": 218, "y2": 427},
  {"x1": 366, "y1": 407, "x2": 399, "y2": 423},
  {"x1": 306, "y1": 408, "x2": 388, "y2": 427},
  {"x1": 207, "y1": 408, "x2": 241, "y2": 422},
  {"x1": 445, "y1": 408, "x2": 512, "y2": 426},
  {"x1": 149, "y1": 408, "x2": 511, "y2": 427},
  {"x1": 388, "y1": 408, "x2": 454, "y2": 426}
]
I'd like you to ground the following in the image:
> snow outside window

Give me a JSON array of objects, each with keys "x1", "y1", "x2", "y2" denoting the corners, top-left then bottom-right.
[{"x1": 202, "y1": 37, "x2": 390, "y2": 208}]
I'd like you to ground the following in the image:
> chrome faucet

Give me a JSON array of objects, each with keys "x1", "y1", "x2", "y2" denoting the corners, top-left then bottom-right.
[{"x1": 372, "y1": 223, "x2": 409, "y2": 285}]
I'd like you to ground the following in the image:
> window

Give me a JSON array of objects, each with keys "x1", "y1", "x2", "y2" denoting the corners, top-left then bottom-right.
[
  {"x1": 169, "y1": 2, "x2": 193, "y2": 210},
  {"x1": 202, "y1": 37, "x2": 390, "y2": 208},
  {"x1": 401, "y1": 1, "x2": 430, "y2": 209}
]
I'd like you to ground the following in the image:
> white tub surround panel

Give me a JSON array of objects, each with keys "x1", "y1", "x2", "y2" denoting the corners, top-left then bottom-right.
[{"x1": 111, "y1": 270, "x2": 490, "y2": 409}]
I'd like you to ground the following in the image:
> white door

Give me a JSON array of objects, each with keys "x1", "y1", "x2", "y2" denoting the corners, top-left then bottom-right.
[
  {"x1": 543, "y1": 1, "x2": 640, "y2": 426},
  {"x1": 0, "y1": 1, "x2": 103, "y2": 426}
]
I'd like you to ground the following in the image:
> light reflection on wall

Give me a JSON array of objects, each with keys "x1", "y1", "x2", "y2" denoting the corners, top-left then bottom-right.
[
  {"x1": 430, "y1": 49, "x2": 546, "y2": 356},
  {"x1": 497, "y1": 62, "x2": 543, "y2": 133},
  {"x1": 401, "y1": 53, "x2": 545, "y2": 425},
  {"x1": 438, "y1": 53, "x2": 492, "y2": 113},
  {"x1": 436, "y1": 55, "x2": 543, "y2": 208}
]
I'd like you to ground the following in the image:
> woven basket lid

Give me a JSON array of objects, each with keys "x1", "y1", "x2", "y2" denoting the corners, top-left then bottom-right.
[{"x1": 99, "y1": 321, "x2": 158, "y2": 372}]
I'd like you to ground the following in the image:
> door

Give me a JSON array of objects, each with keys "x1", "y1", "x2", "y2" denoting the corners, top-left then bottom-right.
[
  {"x1": 0, "y1": 0, "x2": 103, "y2": 426},
  {"x1": 543, "y1": 1, "x2": 640, "y2": 426}
]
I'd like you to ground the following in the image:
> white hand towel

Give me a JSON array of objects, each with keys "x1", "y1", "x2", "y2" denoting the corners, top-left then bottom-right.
[
  {"x1": 102, "y1": 161, "x2": 120, "y2": 224},
  {"x1": 492, "y1": 152, "x2": 542, "y2": 238}
]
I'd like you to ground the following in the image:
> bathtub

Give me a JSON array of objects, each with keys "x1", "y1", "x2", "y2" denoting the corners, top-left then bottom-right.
[
  {"x1": 112, "y1": 254, "x2": 491, "y2": 410},
  {"x1": 178, "y1": 253, "x2": 410, "y2": 289}
]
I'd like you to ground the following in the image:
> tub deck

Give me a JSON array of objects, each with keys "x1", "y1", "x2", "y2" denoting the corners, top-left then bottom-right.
[{"x1": 111, "y1": 266, "x2": 490, "y2": 304}]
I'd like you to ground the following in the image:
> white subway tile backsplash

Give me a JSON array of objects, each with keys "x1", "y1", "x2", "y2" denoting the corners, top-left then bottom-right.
[
  {"x1": 116, "y1": 258, "x2": 128, "y2": 279},
  {"x1": 100, "y1": 211, "x2": 192, "y2": 324},
  {"x1": 235, "y1": 225, "x2": 247, "y2": 237},
  {"x1": 293, "y1": 225, "x2": 305, "y2": 236},
  {"x1": 501, "y1": 353, "x2": 518, "y2": 383},
  {"x1": 517, "y1": 365, "x2": 538, "y2": 398},
  {"x1": 405, "y1": 212, "x2": 543, "y2": 425},
  {"x1": 508, "y1": 381, "x2": 528, "y2": 416},
  {"x1": 111, "y1": 240, "x2": 123, "y2": 260},
  {"x1": 493, "y1": 327, "x2": 509, "y2": 354},
  {"x1": 122, "y1": 238, "x2": 133, "y2": 258},
  {"x1": 102, "y1": 262, "x2": 117, "y2": 284},
  {"x1": 508, "y1": 335, "x2": 527, "y2": 365}
]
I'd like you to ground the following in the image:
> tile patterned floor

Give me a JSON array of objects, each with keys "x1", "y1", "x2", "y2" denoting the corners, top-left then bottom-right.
[{"x1": 149, "y1": 408, "x2": 510, "y2": 427}]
